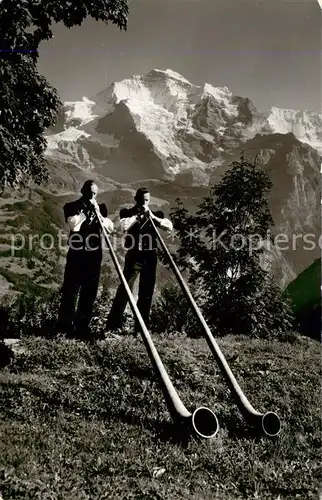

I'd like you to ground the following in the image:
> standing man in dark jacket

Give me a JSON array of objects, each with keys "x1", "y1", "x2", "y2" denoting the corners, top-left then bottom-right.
[
  {"x1": 106, "y1": 187, "x2": 173, "y2": 333},
  {"x1": 57, "y1": 180, "x2": 114, "y2": 339}
]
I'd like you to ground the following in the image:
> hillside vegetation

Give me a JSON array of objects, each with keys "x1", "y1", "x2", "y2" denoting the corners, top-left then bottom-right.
[
  {"x1": 286, "y1": 258, "x2": 320, "y2": 315},
  {"x1": 285, "y1": 259, "x2": 320, "y2": 338}
]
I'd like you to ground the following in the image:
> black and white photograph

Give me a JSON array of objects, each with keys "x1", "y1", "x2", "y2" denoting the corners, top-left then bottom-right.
[{"x1": 0, "y1": 0, "x2": 321, "y2": 498}]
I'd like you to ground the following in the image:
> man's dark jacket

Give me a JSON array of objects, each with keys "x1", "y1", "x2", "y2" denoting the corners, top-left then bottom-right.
[
  {"x1": 63, "y1": 197, "x2": 108, "y2": 251},
  {"x1": 120, "y1": 206, "x2": 165, "y2": 251}
]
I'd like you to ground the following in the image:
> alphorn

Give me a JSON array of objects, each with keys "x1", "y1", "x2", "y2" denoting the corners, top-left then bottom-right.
[
  {"x1": 94, "y1": 208, "x2": 219, "y2": 440},
  {"x1": 148, "y1": 216, "x2": 281, "y2": 437}
]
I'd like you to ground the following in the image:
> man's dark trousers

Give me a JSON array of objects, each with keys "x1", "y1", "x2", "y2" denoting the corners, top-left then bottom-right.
[
  {"x1": 58, "y1": 247, "x2": 102, "y2": 336},
  {"x1": 107, "y1": 248, "x2": 157, "y2": 331}
]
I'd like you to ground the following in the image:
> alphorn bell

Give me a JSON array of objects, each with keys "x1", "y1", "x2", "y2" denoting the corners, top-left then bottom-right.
[
  {"x1": 94, "y1": 208, "x2": 219, "y2": 440},
  {"x1": 148, "y1": 216, "x2": 281, "y2": 437}
]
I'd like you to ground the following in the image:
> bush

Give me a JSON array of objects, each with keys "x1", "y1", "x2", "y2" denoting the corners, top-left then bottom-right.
[
  {"x1": 6, "y1": 284, "x2": 134, "y2": 339},
  {"x1": 8, "y1": 288, "x2": 61, "y2": 338},
  {"x1": 26, "y1": 258, "x2": 35, "y2": 270},
  {"x1": 150, "y1": 285, "x2": 199, "y2": 337}
]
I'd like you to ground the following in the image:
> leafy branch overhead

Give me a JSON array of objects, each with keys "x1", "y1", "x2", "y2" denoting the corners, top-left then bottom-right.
[{"x1": 0, "y1": 0, "x2": 129, "y2": 189}]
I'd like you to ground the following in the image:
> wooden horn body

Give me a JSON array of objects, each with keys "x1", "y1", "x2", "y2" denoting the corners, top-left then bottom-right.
[
  {"x1": 149, "y1": 217, "x2": 281, "y2": 437},
  {"x1": 95, "y1": 209, "x2": 219, "y2": 439}
]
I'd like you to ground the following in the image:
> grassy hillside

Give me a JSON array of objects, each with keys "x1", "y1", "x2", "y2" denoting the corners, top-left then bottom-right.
[
  {"x1": 0, "y1": 189, "x2": 67, "y2": 296},
  {"x1": 285, "y1": 258, "x2": 320, "y2": 315},
  {"x1": 0, "y1": 333, "x2": 320, "y2": 499}
]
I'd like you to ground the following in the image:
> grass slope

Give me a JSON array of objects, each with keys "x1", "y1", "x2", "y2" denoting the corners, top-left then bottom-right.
[
  {"x1": 0, "y1": 333, "x2": 320, "y2": 499},
  {"x1": 285, "y1": 258, "x2": 320, "y2": 315}
]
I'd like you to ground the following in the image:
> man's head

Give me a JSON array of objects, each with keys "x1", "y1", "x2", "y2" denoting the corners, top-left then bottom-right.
[
  {"x1": 134, "y1": 188, "x2": 150, "y2": 208},
  {"x1": 81, "y1": 180, "x2": 98, "y2": 200}
]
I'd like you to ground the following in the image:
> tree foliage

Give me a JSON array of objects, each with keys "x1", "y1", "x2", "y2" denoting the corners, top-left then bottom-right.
[
  {"x1": 168, "y1": 154, "x2": 294, "y2": 338},
  {"x1": 150, "y1": 284, "x2": 199, "y2": 335},
  {"x1": 0, "y1": 0, "x2": 129, "y2": 189}
]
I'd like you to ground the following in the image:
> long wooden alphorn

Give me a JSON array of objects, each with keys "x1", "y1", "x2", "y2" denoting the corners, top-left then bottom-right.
[
  {"x1": 95, "y1": 208, "x2": 219, "y2": 439},
  {"x1": 148, "y1": 215, "x2": 281, "y2": 437}
]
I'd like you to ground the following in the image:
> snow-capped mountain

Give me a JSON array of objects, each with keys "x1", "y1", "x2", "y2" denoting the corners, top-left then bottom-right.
[
  {"x1": 266, "y1": 107, "x2": 322, "y2": 153},
  {"x1": 45, "y1": 68, "x2": 322, "y2": 185},
  {"x1": 42, "y1": 69, "x2": 321, "y2": 286}
]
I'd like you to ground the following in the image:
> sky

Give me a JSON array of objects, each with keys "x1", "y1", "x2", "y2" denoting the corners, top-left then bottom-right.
[{"x1": 37, "y1": 0, "x2": 321, "y2": 113}]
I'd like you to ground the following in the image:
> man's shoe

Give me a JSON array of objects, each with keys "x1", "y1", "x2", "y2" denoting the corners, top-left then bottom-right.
[
  {"x1": 103, "y1": 327, "x2": 124, "y2": 339},
  {"x1": 74, "y1": 326, "x2": 92, "y2": 342},
  {"x1": 105, "y1": 319, "x2": 122, "y2": 331},
  {"x1": 110, "y1": 333, "x2": 123, "y2": 340},
  {"x1": 58, "y1": 329, "x2": 76, "y2": 339}
]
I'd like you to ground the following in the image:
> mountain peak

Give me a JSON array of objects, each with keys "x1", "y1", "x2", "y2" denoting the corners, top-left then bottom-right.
[
  {"x1": 145, "y1": 68, "x2": 194, "y2": 85},
  {"x1": 47, "y1": 68, "x2": 322, "y2": 176},
  {"x1": 203, "y1": 83, "x2": 232, "y2": 98},
  {"x1": 266, "y1": 106, "x2": 322, "y2": 153},
  {"x1": 64, "y1": 96, "x2": 97, "y2": 127}
]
